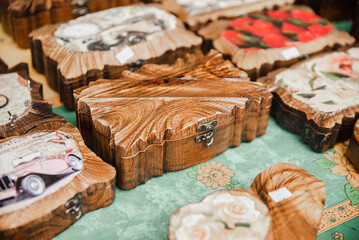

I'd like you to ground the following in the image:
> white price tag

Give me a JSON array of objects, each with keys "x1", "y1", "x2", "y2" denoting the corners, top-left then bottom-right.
[
  {"x1": 268, "y1": 187, "x2": 293, "y2": 203},
  {"x1": 281, "y1": 47, "x2": 300, "y2": 60},
  {"x1": 116, "y1": 46, "x2": 135, "y2": 64}
]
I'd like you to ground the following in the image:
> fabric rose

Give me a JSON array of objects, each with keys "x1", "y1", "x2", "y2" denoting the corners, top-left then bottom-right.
[
  {"x1": 268, "y1": 10, "x2": 290, "y2": 21},
  {"x1": 290, "y1": 9, "x2": 321, "y2": 23},
  {"x1": 281, "y1": 22, "x2": 306, "y2": 34},
  {"x1": 262, "y1": 33, "x2": 288, "y2": 48},
  {"x1": 247, "y1": 19, "x2": 281, "y2": 37},
  {"x1": 212, "y1": 192, "x2": 261, "y2": 228},
  {"x1": 228, "y1": 17, "x2": 253, "y2": 29},
  {"x1": 221, "y1": 30, "x2": 245, "y2": 46},
  {"x1": 174, "y1": 214, "x2": 225, "y2": 240}
]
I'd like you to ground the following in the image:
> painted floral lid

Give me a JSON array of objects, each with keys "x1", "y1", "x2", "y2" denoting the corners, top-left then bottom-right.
[
  {"x1": 222, "y1": 8, "x2": 333, "y2": 51},
  {"x1": 274, "y1": 48, "x2": 359, "y2": 113}
]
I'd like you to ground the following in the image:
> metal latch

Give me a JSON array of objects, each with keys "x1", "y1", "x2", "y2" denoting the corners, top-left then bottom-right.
[
  {"x1": 65, "y1": 192, "x2": 83, "y2": 220},
  {"x1": 195, "y1": 120, "x2": 218, "y2": 147},
  {"x1": 72, "y1": 0, "x2": 89, "y2": 17}
]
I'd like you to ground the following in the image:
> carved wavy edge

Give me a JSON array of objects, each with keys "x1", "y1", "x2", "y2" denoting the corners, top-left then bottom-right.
[
  {"x1": 198, "y1": 5, "x2": 355, "y2": 80},
  {"x1": 120, "y1": 49, "x2": 249, "y2": 81},
  {"x1": 0, "y1": 122, "x2": 116, "y2": 240},
  {"x1": 169, "y1": 163, "x2": 326, "y2": 240},
  {"x1": 257, "y1": 50, "x2": 359, "y2": 152},
  {"x1": 0, "y1": 61, "x2": 65, "y2": 138},
  {"x1": 29, "y1": 6, "x2": 202, "y2": 109},
  {"x1": 160, "y1": 0, "x2": 294, "y2": 31},
  {"x1": 2, "y1": 0, "x2": 141, "y2": 48},
  {"x1": 75, "y1": 78, "x2": 272, "y2": 189},
  {"x1": 347, "y1": 120, "x2": 359, "y2": 170}
]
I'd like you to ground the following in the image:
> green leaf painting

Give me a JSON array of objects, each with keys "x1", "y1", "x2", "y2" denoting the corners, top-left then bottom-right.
[
  {"x1": 297, "y1": 93, "x2": 316, "y2": 98},
  {"x1": 344, "y1": 184, "x2": 359, "y2": 205},
  {"x1": 321, "y1": 71, "x2": 350, "y2": 79},
  {"x1": 277, "y1": 79, "x2": 288, "y2": 88},
  {"x1": 235, "y1": 222, "x2": 251, "y2": 228},
  {"x1": 187, "y1": 170, "x2": 197, "y2": 179},
  {"x1": 315, "y1": 158, "x2": 336, "y2": 169},
  {"x1": 313, "y1": 85, "x2": 326, "y2": 91},
  {"x1": 323, "y1": 100, "x2": 337, "y2": 105},
  {"x1": 311, "y1": 63, "x2": 316, "y2": 72},
  {"x1": 309, "y1": 77, "x2": 316, "y2": 90}
]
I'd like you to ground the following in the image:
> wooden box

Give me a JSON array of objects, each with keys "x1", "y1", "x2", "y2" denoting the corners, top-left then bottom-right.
[
  {"x1": 169, "y1": 163, "x2": 325, "y2": 240},
  {"x1": 0, "y1": 122, "x2": 116, "y2": 239},
  {"x1": 160, "y1": 0, "x2": 294, "y2": 31},
  {"x1": 198, "y1": 5, "x2": 355, "y2": 80},
  {"x1": 0, "y1": 60, "x2": 65, "y2": 138},
  {"x1": 1, "y1": 0, "x2": 141, "y2": 48},
  {"x1": 258, "y1": 48, "x2": 359, "y2": 152},
  {"x1": 347, "y1": 120, "x2": 359, "y2": 170},
  {"x1": 29, "y1": 5, "x2": 202, "y2": 109},
  {"x1": 75, "y1": 78, "x2": 272, "y2": 189}
]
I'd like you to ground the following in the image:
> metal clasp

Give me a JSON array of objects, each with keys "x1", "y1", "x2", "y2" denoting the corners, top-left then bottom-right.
[
  {"x1": 8, "y1": 111, "x2": 15, "y2": 126},
  {"x1": 195, "y1": 120, "x2": 218, "y2": 147},
  {"x1": 27, "y1": 79, "x2": 32, "y2": 91},
  {"x1": 72, "y1": 0, "x2": 88, "y2": 17},
  {"x1": 65, "y1": 193, "x2": 83, "y2": 220}
]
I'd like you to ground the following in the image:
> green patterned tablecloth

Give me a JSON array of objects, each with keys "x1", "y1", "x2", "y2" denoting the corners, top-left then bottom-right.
[{"x1": 52, "y1": 106, "x2": 359, "y2": 240}]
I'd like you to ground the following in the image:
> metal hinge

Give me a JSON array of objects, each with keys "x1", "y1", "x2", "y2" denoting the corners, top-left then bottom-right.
[
  {"x1": 65, "y1": 192, "x2": 83, "y2": 220},
  {"x1": 71, "y1": 0, "x2": 88, "y2": 17},
  {"x1": 195, "y1": 120, "x2": 218, "y2": 147}
]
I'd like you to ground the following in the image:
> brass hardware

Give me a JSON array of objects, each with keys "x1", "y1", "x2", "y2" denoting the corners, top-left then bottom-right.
[
  {"x1": 8, "y1": 111, "x2": 14, "y2": 127},
  {"x1": 65, "y1": 193, "x2": 83, "y2": 220},
  {"x1": 27, "y1": 79, "x2": 32, "y2": 91},
  {"x1": 72, "y1": 0, "x2": 88, "y2": 17},
  {"x1": 195, "y1": 120, "x2": 218, "y2": 147}
]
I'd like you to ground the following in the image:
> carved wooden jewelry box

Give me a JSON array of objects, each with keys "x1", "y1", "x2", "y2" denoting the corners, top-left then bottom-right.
[
  {"x1": 29, "y1": 5, "x2": 202, "y2": 109},
  {"x1": 169, "y1": 163, "x2": 325, "y2": 240},
  {"x1": 0, "y1": 122, "x2": 116, "y2": 240},
  {"x1": 347, "y1": 120, "x2": 359, "y2": 170},
  {"x1": 258, "y1": 48, "x2": 359, "y2": 152},
  {"x1": 160, "y1": 0, "x2": 294, "y2": 31},
  {"x1": 0, "y1": 61, "x2": 65, "y2": 139},
  {"x1": 198, "y1": 5, "x2": 355, "y2": 80},
  {"x1": 75, "y1": 78, "x2": 272, "y2": 189},
  {"x1": 1, "y1": 0, "x2": 141, "y2": 48}
]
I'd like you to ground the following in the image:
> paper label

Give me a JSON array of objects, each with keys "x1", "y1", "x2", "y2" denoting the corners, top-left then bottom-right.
[
  {"x1": 116, "y1": 47, "x2": 135, "y2": 64},
  {"x1": 268, "y1": 187, "x2": 293, "y2": 203},
  {"x1": 282, "y1": 47, "x2": 300, "y2": 60}
]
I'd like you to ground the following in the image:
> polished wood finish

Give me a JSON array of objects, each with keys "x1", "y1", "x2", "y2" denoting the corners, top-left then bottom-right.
[
  {"x1": 347, "y1": 120, "x2": 359, "y2": 170},
  {"x1": 29, "y1": 6, "x2": 202, "y2": 109},
  {"x1": 0, "y1": 61, "x2": 65, "y2": 138},
  {"x1": 0, "y1": 122, "x2": 116, "y2": 240},
  {"x1": 75, "y1": 78, "x2": 272, "y2": 189},
  {"x1": 198, "y1": 5, "x2": 355, "y2": 80},
  {"x1": 169, "y1": 163, "x2": 326, "y2": 240},
  {"x1": 161, "y1": 0, "x2": 294, "y2": 31},
  {"x1": 1, "y1": 0, "x2": 141, "y2": 48},
  {"x1": 258, "y1": 50, "x2": 359, "y2": 152}
]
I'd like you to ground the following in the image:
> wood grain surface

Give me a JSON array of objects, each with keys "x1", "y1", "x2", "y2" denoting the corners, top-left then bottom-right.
[
  {"x1": 0, "y1": 61, "x2": 65, "y2": 138},
  {"x1": 75, "y1": 78, "x2": 272, "y2": 189},
  {"x1": 169, "y1": 163, "x2": 326, "y2": 240},
  {"x1": 29, "y1": 5, "x2": 202, "y2": 109},
  {"x1": 1, "y1": 0, "x2": 141, "y2": 48},
  {"x1": 347, "y1": 120, "x2": 359, "y2": 170},
  {"x1": 0, "y1": 122, "x2": 116, "y2": 240},
  {"x1": 160, "y1": 0, "x2": 294, "y2": 31},
  {"x1": 258, "y1": 50, "x2": 359, "y2": 152},
  {"x1": 198, "y1": 5, "x2": 355, "y2": 80}
]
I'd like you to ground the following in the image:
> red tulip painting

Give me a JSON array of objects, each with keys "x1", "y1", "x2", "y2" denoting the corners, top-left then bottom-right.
[{"x1": 222, "y1": 9, "x2": 333, "y2": 51}]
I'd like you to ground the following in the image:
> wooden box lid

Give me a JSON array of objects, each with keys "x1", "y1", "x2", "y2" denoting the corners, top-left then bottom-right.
[
  {"x1": 75, "y1": 78, "x2": 272, "y2": 189},
  {"x1": 29, "y1": 5, "x2": 202, "y2": 109},
  {"x1": 0, "y1": 61, "x2": 65, "y2": 138},
  {"x1": 2, "y1": 0, "x2": 141, "y2": 48},
  {"x1": 161, "y1": 0, "x2": 294, "y2": 31},
  {"x1": 258, "y1": 47, "x2": 359, "y2": 152},
  {"x1": 0, "y1": 122, "x2": 116, "y2": 239},
  {"x1": 198, "y1": 5, "x2": 355, "y2": 80},
  {"x1": 169, "y1": 163, "x2": 326, "y2": 240}
]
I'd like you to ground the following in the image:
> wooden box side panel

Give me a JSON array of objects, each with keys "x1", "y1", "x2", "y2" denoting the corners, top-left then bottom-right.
[{"x1": 347, "y1": 121, "x2": 359, "y2": 170}]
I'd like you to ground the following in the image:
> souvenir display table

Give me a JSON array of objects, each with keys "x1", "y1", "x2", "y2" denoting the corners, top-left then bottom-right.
[{"x1": 1, "y1": 6, "x2": 359, "y2": 240}]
